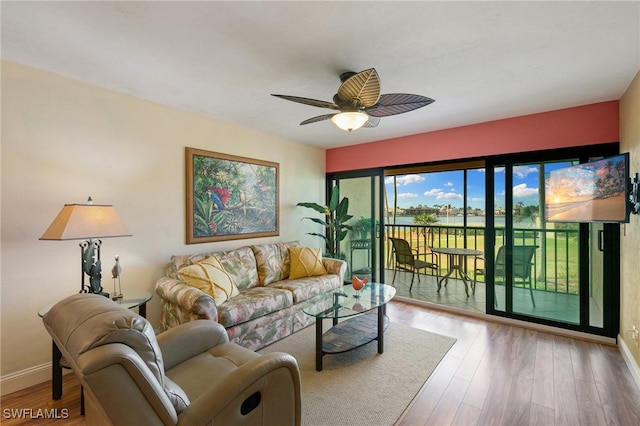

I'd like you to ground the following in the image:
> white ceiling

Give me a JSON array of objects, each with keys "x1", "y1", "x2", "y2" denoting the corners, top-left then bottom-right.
[{"x1": 2, "y1": 1, "x2": 639, "y2": 149}]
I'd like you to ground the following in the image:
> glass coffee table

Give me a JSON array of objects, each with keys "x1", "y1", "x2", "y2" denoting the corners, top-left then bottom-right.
[{"x1": 302, "y1": 282, "x2": 396, "y2": 371}]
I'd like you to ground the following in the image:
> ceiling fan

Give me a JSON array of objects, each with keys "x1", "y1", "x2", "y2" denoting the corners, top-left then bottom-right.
[{"x1": 272, "y1": 68, "x2": 435, "y2": 132}]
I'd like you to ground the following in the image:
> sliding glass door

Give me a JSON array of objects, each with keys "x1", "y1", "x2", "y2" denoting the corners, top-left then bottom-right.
[
  {"x1": 328, "y1": 143, "x2": 620, "y2": 338},
  {"x1": 486, "y1": 147, "x2": 620, "y2": 337},
  {"x1": 329, "y1": 171, "x2": 384, "y2": 284}
]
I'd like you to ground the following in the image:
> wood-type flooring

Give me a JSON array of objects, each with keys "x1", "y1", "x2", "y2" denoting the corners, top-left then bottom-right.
[{"x1": 2, "y1": 300, "x2": 639, "y2": 425}]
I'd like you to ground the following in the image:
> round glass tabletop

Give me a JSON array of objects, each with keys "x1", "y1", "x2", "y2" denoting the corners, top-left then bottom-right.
[{"x1": 302, "y1": 282, "x2": 396, "y2": 320}]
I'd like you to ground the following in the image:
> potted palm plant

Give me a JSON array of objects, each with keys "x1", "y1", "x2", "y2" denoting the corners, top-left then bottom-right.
[
  {"x1": 352, "y1": 216, "x2": 381, "y2": 239},
  {"x1": 297, "y1": 186, "x2": 352, "y2": 258}
]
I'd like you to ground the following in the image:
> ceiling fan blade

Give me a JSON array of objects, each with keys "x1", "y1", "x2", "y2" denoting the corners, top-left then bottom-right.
[
  {"x1": 271, "y1": 94, "x2": 338, "y2": 110},
  {"x1": 363, "y1": 116, "x2": 380, "y2": 128},
  {"x1": 366, "y1": 93, "x2": 435, "y2": 117},
  {"x1": 300, "y1": 114, "x2": 336, "y2": 125},
  {"x1": 336, "y1": 68, "x2": 381, "y2": 108}
]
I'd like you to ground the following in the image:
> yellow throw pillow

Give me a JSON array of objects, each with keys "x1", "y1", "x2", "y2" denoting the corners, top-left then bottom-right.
[
  {"x1": 288, "y1": 247, "x2": 328, "y2": 279},
  {"x1": 177, "y1": 256, "x2": 239, "y2": 305}
]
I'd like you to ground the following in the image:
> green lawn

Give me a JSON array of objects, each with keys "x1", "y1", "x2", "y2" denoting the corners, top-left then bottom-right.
[{"x1": 386, "y1": 226, "x2": 580, "y2": 295}]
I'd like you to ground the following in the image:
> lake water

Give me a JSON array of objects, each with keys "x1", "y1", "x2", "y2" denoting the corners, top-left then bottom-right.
[{"x1": 388, "y1": 215, "x2": 517, "y2": 228}]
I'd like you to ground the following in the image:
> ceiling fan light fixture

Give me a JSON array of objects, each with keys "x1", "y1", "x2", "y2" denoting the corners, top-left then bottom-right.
[{"x1": 331, "y1": 111, "x2": 369, "y2": 132}]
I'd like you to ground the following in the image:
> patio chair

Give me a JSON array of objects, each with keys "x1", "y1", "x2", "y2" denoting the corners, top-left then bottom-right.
[
  {"x1": 474, "y1": 245, "x2": 537, "y2": 307},
  {"x1": 388, "y1": 237, "x2": 439, "y2": 290}
]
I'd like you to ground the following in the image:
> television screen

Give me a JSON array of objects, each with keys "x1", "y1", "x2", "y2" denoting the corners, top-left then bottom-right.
[{"x1": 545, "y1": 153, "x2": 630, "y2": 223}]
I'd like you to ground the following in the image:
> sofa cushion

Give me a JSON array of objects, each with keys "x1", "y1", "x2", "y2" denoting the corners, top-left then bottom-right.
[
  {"x1": 167, "y1": 253, "x2": 211, "y2": 279},
  {"x1": 177, "y1": 256, "x2": 239, "y2": 305},
  {"x1": 268, "y1": 274, "x2": 343, "y2": 304},
  {"x1": 214, "y1": 247, "x2": 260, "y2": 290},
  {"x1": 217, "y1": 287, "x2": 293, "y2": 328},
  {"x1": 288, "y1": 247, "x2": 328, "y2": 279},
  {"x1": 252, "y1": 241, "x2": 300, "y2": 285},
  {"x1": 224, "y1": 307, "x2": 294, "y2": 351},
  {"x1": 167, "y1": 247, "x2": 260, "y2": 291}
]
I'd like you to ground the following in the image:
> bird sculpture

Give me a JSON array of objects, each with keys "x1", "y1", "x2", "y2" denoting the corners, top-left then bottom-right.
[
  {"x1": 111, "y1": 255, "x2": 123, "y2": 300},
  {"x1": 351, "y1": 275, "x2": 368, "y2": 297}
]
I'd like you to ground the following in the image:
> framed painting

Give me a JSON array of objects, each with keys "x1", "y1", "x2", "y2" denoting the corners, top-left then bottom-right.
[{"x1": 186, "y1": 147, "x2": 279, "y2": 244}]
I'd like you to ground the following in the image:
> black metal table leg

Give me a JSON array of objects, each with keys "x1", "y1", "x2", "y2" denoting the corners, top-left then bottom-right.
[
  {"x1": 377, "y1": 305, "x2": 384, "y2": 354},
  {"x1": 316, "y1": 318, "x2": 323, "y2": 371},
  {"x1": 52, "y1": 341, "x2": 62, "y2": 400},
  {"x1": 139, "y1": 302, "x2": 147, "y2": 318}
]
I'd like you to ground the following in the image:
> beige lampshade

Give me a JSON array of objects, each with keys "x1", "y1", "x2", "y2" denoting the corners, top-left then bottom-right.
[{"x1": 40, "y1": 203, "x2": 131, "y2": 240}]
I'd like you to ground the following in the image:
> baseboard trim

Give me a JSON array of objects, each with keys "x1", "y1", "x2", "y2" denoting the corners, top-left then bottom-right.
[
  {"x1": 618, "y1": 334, "x2": 640, "y2": 390},
  {"x1": 395, "y1": 295, "x2": 617, "y2": 345},
  {"x1": 0, "y1": 362, "x2": 69, "y2": 397}
]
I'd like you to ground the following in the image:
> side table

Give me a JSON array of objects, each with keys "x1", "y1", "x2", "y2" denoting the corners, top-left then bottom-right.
[
  {"x1": 38, "y1": 291, "x2": 152, "y2": 407},
  {"x1": 350, "y1": 239, "x2": 372, "y2": 279}
]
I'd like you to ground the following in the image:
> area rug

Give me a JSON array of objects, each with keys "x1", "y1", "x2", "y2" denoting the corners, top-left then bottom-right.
[{"x1": 258, "y1": 320, "x2": 456, "y2": 426}]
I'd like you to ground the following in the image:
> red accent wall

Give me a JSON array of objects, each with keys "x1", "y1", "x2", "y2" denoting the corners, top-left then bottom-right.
[{"x1": 326, "y1": 101, "x2": 619, "y2": 173}]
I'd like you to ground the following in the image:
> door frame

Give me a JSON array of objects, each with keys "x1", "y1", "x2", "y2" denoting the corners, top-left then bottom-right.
[
  {"x1": 328, "y1": 169, "x2": 385, "y2": 284},
  {"x1": 485, "y1": 144, "x2": 620, "y2": 337}
]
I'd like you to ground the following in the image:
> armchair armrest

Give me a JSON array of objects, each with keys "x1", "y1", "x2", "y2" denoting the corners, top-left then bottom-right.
[
  {"x1": 155, "y1": 277, "x2": 219, "y2": 327},
  {"x1": 416, "y1": 248, "x2": 440, "y2": 265},
  {"x1": 322, "y1": 258, "x2": 347, "y2": 282},
  {"x1": 157, "y1": 320, "x2": 230, "y2": 370},
  {"x1": 77, "y1": 344, "x2": 179, "y2": 425},
  {"x1": 425, "y1": 251, "x2": 439, "y2": 264},
  {"x1": 181, "y1": 352, "x2": 301, "y2": 426}
]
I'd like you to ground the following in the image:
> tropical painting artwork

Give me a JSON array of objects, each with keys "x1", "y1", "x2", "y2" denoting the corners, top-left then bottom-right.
[{"x1": 186, "y1": 147, "x2": 279, "y2": 243}]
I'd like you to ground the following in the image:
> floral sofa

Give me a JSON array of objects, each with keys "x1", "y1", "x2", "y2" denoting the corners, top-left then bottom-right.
[{"x1": 155, "y1": 241, "x2": 347, "y2": 350}]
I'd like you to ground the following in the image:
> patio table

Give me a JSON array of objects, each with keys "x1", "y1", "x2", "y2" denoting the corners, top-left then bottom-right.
[{"x1": 431, "y1": 247, "x2": 483, "y2": 297}]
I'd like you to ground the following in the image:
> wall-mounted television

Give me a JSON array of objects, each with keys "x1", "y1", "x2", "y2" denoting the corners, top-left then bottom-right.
[{"x1": 545, "y1": 153, "x2": 630, "y2": 223}]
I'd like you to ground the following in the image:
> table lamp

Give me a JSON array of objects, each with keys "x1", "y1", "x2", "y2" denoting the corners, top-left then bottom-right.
[{"x1": 40, "y1": 197, "x2": 131, "y2": 297}]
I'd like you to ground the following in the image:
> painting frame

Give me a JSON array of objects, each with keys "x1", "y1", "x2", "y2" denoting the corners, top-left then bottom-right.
[{"x1": 185, "y1": 147, "x2": 279, "y2": 244}]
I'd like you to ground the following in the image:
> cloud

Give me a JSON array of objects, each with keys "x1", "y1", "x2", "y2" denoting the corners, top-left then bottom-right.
[
  {"x1": 438, "y1": 192, "x2": 464, "y2": 201},
  {"x1": 445, "y1": 182, "x2": 454, "y2": 187},
  {"x1": 423, "y1": 188, "x2": 442, "y2": 196},
  {"x1": 513, "y1": 183, "x2": 538, "y2": 197},
  {"x1": 398, "y1": 192, "x2": 418, "y2": 199},
  {"x1": 392, "y1": 174, "x2": 425, "y2": 186},
  {"x1": 514, "y1": 165, "x2": 538, "y2": 179},
  {"x1": 424, "y1": 187, "x2": 463, "y2": 201}
]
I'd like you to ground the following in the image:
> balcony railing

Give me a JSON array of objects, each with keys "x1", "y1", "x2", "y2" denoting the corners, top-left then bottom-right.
[{"x1": 384, "y1": 223, "x2": 580, "y2": 295}]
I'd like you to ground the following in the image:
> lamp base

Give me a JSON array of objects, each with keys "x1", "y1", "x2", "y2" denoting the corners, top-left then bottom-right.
[{"x1": 92, "y1": 291, "x2": 110, "y2": 298}]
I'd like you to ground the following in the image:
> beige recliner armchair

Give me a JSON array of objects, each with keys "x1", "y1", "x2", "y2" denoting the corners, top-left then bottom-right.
[{"x1": 42, "y1": 293, "x2": 301, "y2": 425}]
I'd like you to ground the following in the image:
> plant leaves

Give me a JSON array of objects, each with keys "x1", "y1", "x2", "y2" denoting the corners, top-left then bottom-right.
[
  {"x1": 329, "y1": 186, "x2": 340, "y2": 212},
  {"x1": 302, "y1": 216, "x2": 328, "y2": 227},
  {"x1": 297, "y1": 202, "x2": 326, "y2": 214},
  {"x1": 336, "y1": 197, "x2": 349, "y2": 220}
]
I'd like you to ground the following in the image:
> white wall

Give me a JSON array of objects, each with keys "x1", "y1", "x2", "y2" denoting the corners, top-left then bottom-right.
[
  {"x1": 0, "y1": 61, "x2": 327, "y2": 391},
  {"x1": 620, "y1": 69, "x2": 640, "y2": 376}
]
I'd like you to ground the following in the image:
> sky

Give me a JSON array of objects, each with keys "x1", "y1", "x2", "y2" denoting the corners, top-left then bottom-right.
[{"x1": 385, "y1": 163, "x2": 574, "y2": 210}]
